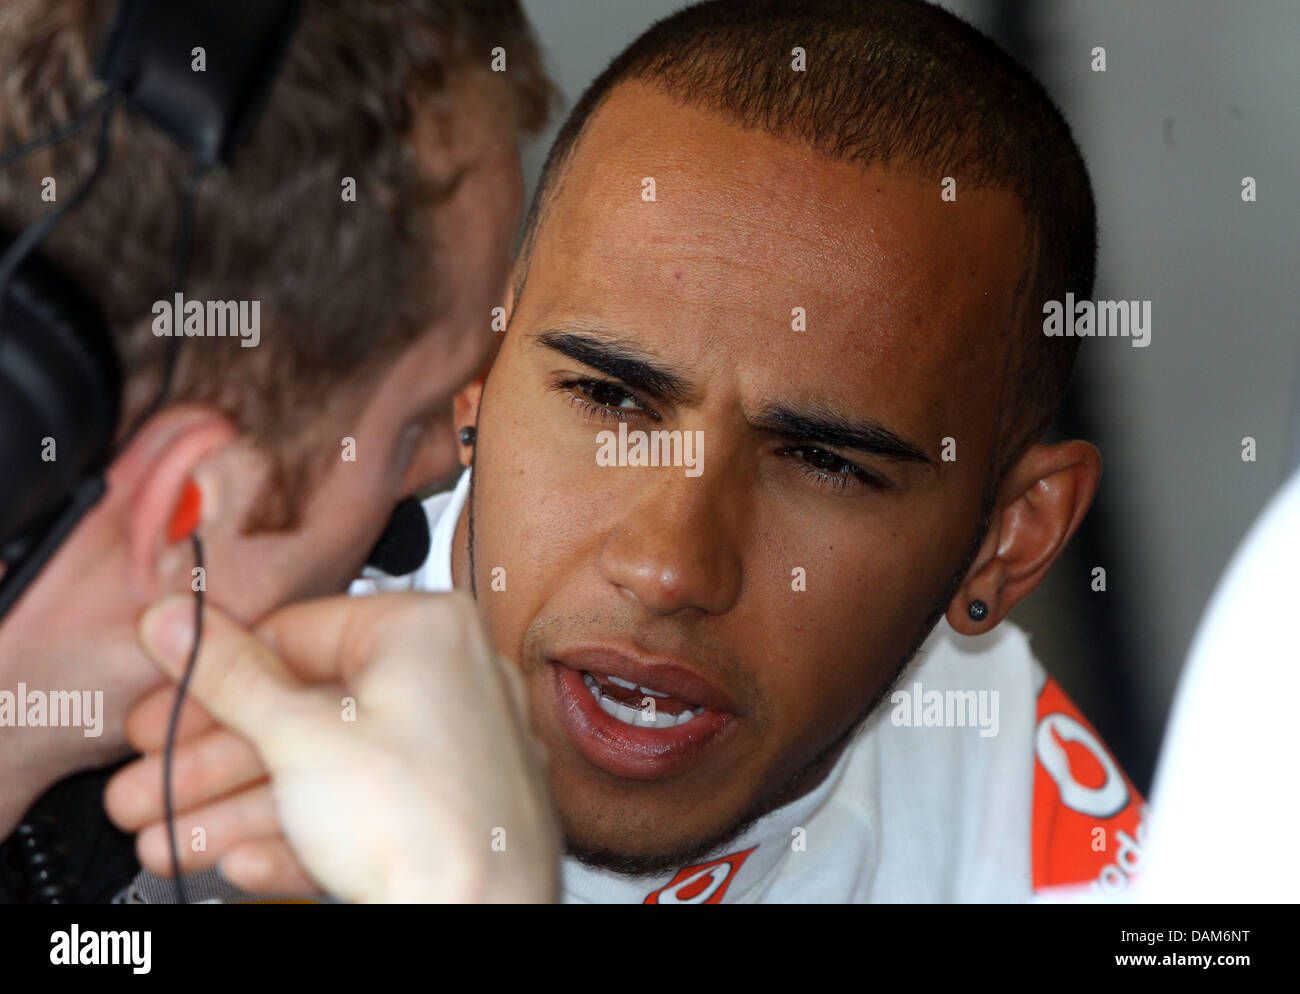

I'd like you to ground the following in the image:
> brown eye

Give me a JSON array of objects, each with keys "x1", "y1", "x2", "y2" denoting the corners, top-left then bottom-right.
[
  {"x1": 803, "y1": 447, "x2": 850, "y2": 474},
  {"x1": 779, "y1": 445, "x2": 887, "y2": 492},
  {"x1": 583, "y1": 380, "x2": 641, "y2": 410},
  {"x1": 555, "y1": 376, "x2": 661, "y2": 425}
]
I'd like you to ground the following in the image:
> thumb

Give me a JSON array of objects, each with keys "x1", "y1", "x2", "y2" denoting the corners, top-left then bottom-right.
[{"x1": 138, "y1": 595, "x2": 308, "y2": 758}]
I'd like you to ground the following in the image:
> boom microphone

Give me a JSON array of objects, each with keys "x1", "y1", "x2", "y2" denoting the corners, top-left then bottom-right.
[{"x1": 364, "y1": 496, "x2": 431, "y2": 576}]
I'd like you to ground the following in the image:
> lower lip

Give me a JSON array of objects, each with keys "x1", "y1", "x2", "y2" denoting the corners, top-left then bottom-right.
[{"x1": 550, "y1": 662, "x2": 736, "y2": 781}]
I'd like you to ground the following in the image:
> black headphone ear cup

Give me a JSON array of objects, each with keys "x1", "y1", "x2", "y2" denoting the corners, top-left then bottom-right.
[
  {"x1": 0, "y1": 242, "x2": 120, "y2": 548},
  {"x1": 0, "y1": 0, "x2": 302, "y2": 569}
]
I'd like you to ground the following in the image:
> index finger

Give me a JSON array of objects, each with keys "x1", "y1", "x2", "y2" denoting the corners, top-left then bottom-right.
[{"x1": 138, "y1": 596, "x2": 314, "y2": 757}]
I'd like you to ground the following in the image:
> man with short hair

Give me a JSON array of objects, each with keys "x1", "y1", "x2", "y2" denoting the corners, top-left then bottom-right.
[
  {"x1": 444, "y1": 0, "x2": 1145, "y2": 900},
  {"x1": 0, "y1": 0, "x2": 557, "y2": 903},
  {"x1": 117, "y1": 0, "x2": 1145, "y2": 902}
]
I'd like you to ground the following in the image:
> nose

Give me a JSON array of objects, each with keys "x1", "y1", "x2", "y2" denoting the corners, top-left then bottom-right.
[{"x1": 598, "y1": 470, "x2": 743, "y2": 617}]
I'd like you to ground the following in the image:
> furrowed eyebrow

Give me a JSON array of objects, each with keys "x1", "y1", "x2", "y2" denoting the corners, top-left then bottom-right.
[
  {"x1": 755, "y1": 404, "x2": 937, "y2": 469},
  {"x1": 534, "y1": 330, "x2": 933, "y2": 468},
  {"x1": 534, "y1": 330, "x2": 695, "y2": 403}
]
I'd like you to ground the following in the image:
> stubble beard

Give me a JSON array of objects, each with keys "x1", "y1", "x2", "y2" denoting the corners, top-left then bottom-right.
[{"x1": 464, "y1": 447, "x2": 997, "y2": 878}]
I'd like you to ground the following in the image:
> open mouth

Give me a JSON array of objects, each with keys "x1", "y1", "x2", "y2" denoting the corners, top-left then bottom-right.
[
  {"x1": 549, "y1": 649, "x2": 740, "y2": 781},
  {"x1": 581, "y1": 671, "x2": 706, "y2": 729}
]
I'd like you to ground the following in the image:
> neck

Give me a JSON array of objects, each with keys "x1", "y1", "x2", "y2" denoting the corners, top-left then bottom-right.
[
  {"x1": 0, "y1": 626, "x2": 138, "y2": 841},
  {"x1": 451, "y1": 490, "x2": 471, "y2": 593}
]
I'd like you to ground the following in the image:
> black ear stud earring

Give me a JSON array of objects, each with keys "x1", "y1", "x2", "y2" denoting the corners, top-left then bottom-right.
[
  {"x1": 458, "y1": 426, "x2": 476, "y2": 446},
  {"x1": 967, "y1": 599, "x2": 988, "y2": 622}
]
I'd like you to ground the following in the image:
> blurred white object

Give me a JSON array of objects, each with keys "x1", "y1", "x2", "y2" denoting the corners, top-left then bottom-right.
[{"x1": 1136, "y1": 466, "x2": 1300, "y2": 902}]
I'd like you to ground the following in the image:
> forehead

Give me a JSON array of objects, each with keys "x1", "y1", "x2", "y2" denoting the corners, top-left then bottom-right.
[{"x1": 527, "y1": 83, "x2": 1028, "y2": 450}]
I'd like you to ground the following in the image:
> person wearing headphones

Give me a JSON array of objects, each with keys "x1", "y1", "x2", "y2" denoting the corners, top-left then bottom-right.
[{"x1": 0, "y1": 0, "x2": 560, "y2": 903}]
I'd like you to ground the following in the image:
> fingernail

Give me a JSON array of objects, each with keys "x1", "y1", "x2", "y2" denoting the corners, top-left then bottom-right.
[{"x1": 139, "y1": 596, "x2": 195, "y2": 675}]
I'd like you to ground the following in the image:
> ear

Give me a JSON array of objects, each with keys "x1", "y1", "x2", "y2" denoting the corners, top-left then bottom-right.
[
  {"x1": 117, "y1": 406, "x2": 239, "y2": 592},
  {"x1": 946, "y1": 440, "x2": 1101, "y2": 634},
  {"x1": 454, "y1": 375, "x2": 486, "y2": 467}
]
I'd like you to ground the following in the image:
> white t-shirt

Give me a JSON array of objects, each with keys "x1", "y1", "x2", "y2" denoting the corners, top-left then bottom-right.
[{"x1": 353, "y1": 470, "x2": 1147, "y2": 903}]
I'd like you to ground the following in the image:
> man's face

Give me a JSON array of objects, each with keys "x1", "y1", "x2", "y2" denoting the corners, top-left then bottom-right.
[
  {"x1": 212, "y1": 84, "x2": 524, "y2": 618},
  {"x1": 0, "y1": 82, "x2": 522, "y2": 706},
  {"x1": 466, "y1": 83, "x2": 1028, "y2": 868}
]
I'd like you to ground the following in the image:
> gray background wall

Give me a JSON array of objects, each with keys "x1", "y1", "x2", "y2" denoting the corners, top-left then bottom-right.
[{"x1": 517, "y1": 0, "x2": 1300, "y2": 790}]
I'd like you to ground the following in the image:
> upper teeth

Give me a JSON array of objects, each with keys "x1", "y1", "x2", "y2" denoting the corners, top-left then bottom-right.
[
  {"x1": 606, "y1": 674, "x2": 669, "y2": 698},
  {"x1": 583, "y1": 672, "x2": 704, "y2": 729}
]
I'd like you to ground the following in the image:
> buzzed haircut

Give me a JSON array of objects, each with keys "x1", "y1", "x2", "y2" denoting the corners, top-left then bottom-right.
[{"x1": 518, "y1": 0, "x2": 1097, "y2": 482}]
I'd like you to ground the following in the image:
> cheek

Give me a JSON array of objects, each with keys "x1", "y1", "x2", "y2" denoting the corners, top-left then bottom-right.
[
  {"x1": 745, "y1": 529, "x2": 950, "y2": 744},
  {"x1": 752, "y1": 560, "x2": 881, "y2": 726},
  {"x1": 473, "y1": 361, "x2": 629, "y2": 650},
  {"x1": 282, "y1": 465, "x2": 401, "y2": 597},
  {"x1": 214, "y1": 531, "x2": 352, "y2": 621},
  {"x1": 472, "y1": 382, "x2": 572, "y2": 631}
]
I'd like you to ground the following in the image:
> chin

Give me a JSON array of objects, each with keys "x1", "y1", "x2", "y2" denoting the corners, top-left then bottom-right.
[{"x1": 556, "y1": 798, "x2": 764, "y2": 878}]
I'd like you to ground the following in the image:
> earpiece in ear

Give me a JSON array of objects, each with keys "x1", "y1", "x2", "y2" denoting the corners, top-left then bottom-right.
[{"x1": 166, "y1": 479, "x2": 202, "y2": 544}]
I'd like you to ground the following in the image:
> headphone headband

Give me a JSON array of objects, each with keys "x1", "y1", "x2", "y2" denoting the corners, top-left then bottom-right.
[{"x1": 97, "y1": 0, "x2": 303, "y2": 167}]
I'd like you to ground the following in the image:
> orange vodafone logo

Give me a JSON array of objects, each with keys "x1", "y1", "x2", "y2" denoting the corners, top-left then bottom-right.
[
  {"x1": 644, "y1": 847, "x2": 757, "y2": 904},
  {"x1": 1034, "y1": 711, "x2": 1129, "y2": 819},
  {"x1": 1031, "y1": 679, "x2": 1145, "y2": 891}
]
